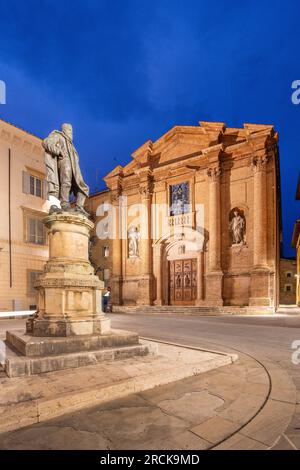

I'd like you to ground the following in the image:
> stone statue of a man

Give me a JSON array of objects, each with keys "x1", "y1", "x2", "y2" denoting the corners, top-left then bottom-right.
[
  {"x1": 229, "y1": 210, "x2": 245, "y2": 245},
  {"x1": 128, "y1": 226, "x2": 140, "y2": 257},
  {"x1": 43, "y1": 123, "x2": 89, "y2": 217}
]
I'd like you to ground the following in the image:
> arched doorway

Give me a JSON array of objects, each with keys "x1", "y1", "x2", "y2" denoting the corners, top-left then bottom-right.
[{"x1": 153, "y1": 229, "x2": 205, "y2": 306}]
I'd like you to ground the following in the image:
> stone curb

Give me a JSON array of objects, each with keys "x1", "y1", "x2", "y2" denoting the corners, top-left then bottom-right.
[
  {"x1": 211, "y1": 358, "x2": 297, "y2": 450},
  {"x1": 149, "y1": 341, "x2": 297, "y2": 450},
  {"x1": 141, "y1": 340, "x2": 272, "y2": 449}
]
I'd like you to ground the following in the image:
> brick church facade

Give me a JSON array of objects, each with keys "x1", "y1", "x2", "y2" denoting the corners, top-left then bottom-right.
[{"x1": 87, "y1": 121, "x2": 281, "y2": 313}]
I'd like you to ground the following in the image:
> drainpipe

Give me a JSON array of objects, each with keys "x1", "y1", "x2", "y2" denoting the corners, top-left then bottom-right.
[{"x1": 8, "y1": 148, "x2": 12, "y2": 287}]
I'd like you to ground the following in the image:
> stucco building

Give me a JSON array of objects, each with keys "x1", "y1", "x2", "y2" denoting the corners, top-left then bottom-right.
[
  {"x1": 279, "y1": 258, "x2": 297, "y2": 305},
  {"x1": 89, "y1": 121, "x2": 281, "y2": 313},
  {"x1": 291, "y1": 174, "x2": 300, "y2": 306},
  {"x1": 0, "y1": 119, "x2": 48, "y2": 312}
]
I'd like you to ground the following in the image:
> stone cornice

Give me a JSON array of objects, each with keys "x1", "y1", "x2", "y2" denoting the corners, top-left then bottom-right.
[
  {"x1": 104, "y1": 173, "x2": 123, "y2": 193},
  {"x1": 110, "y1": 188, "x2": 122, "y2": 204},
  {"x1": 35, "y1": 278, "x2": 101, "y2": 288},
  {"x1": 131, "y1": 140, "x2": 153, "y2": 165},
  {"x1": 21, "y1": 206, "x2": 48, "y2": 217},
  {"x1": 0, "y1": 120, "x2": 43, "y2": 157},
  {"x1": 103, "y1": 166, "x2": 124, "y2": 189},
  {"x1": 119, "y1": 123, "x2": 278, "y2": 179},
  {"x1": 202, "y1": 143, "x2": 224, "y2": 160},
  {"x1": 134, "y1": 167, "x2": 153, "y2": 180}
]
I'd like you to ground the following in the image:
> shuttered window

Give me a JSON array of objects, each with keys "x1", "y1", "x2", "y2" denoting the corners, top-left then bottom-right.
[
  {"x1": 23, "y1": 171, "x2": 46, "y2": 198},
  {"x1": 27, "y1": 217, "x2": 46, "y2": 245}
]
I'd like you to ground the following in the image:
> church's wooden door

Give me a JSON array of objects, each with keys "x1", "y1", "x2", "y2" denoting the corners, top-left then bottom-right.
[{"x1": 169, "y1": 259, "x2": 197, "y2": 305}]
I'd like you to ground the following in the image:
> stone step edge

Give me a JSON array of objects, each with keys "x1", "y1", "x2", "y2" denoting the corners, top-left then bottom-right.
[
  {"x1": 0, "y1": 343, "x2": 235, "y2": 434},
  {"x1": 112, "y1": 310, "x2": 273, "y2": 316},
  {"x1": 5, "y1": 328, "x2": 139, "y2": 357},
  {"x1": 2, "y1": 343, "x2": 151, "y2": 378}
]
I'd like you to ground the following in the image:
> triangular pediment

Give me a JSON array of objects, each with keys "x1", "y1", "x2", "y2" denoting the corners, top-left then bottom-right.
[
  {"x1": 125, "y1": 125, "x2": 223, "y2": 170},
  {"x1": 123, "y1": 159, "x2": 139, "y2": 175},
  {"x1": 151, "y1": 126, "x2": 219, "y2": 165},
  {"x1": 103, "y1": 164, "x2": 123, "y2": 181},
  {"x1": 108, "y1": 121, "x2": 276, "y2": 179}
]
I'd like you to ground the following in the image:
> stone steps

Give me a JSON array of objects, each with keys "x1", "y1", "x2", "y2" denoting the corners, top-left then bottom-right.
[
  {"x1": 2, "y1": 341, "x2": 152, "y2": 378},
  {"x1": 2, "y1": 328, "x2": 152, "y2": 377},
  {"x1": 112, "y1": 305, "x2": 273, "y2": 315},
  {"x1": 6, "y1": 329, "x2": 140, "y2": 357}
]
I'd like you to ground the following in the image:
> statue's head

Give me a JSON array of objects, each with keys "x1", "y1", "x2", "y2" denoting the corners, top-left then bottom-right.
[{"x1": 62, "y1": 123, "x2": 73, "y2": 141}]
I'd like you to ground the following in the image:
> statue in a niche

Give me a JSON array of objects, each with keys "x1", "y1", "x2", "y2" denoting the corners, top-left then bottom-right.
[
  {"x1": 43, "y1": 123, "x2": 90, "y2": 217},
  {"x1": 128, "y1": 226, "x2": 140, "y2": 257},
  {"x1": 229, "y1": 209, "x2": 246, "y2": 245}
]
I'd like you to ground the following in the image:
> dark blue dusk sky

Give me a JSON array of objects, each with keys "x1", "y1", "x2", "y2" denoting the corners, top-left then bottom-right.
[{"x1": 0, "y1": 0, "x2": 299, "y2": 257}]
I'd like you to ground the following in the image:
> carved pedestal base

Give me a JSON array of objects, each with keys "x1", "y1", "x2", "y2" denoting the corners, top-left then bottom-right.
[
  {"x1": 27, "y1": 213, "x2": 110, "y2": 336},
  {"x1": 3, "y1": 212, "x2": 150, "y2": 377},
  {"x1": 26, "y1": 315, "x2": 111, "y2": 337}
]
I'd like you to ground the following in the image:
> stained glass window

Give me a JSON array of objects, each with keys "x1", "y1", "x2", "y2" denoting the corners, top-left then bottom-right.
[{"x1": 169, "y1": 182, "x2": 190, "y2": 216}]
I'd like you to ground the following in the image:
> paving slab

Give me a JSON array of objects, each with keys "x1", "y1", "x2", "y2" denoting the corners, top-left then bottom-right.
[
  {"x1": 240, "y1": 399, "x2": 295, "y2": 447},
  {"x1": 0, "y1": 386, "x2": 213, "y2": 450},
  {"x1": 214, "y1": 432, "x2": 269, "y2": 450},
  {"x1": 0, "y1": 326, "x2": 297, "y2": 450},
  {"x1": 0, "y1": 340, "x2": 236, "y2": 433},
  {"x1": 218, "y1": 393, "x2": 266, "y2": 425},
  {"x1": 191, "y1": 416, "x2": 238, "y2": 444},
  {"x1": 271, "y1": 434, "x2": 298, "y2": 450},
  {"x1": 156, "y1": 390, "x2": 225, "y2": 425},
  {"x1": 0, "y1": 350, "x2": 270, "y2": 450}
]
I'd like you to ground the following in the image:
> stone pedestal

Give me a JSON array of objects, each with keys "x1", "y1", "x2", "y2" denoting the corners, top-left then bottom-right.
[
  {"x1": 26, "y1": 213, "x2": 110, "y2": 337},
  {"x1": 3, "y1": 212, "x2": 150, "y2": 377}
]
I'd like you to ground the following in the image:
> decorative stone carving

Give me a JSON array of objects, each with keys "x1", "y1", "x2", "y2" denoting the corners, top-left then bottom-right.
[
  {"x1": 88, "y1": 235, "x2": 97, "y2": 268},
  {"x1": 207, "y1": 166, "x2": 222, "y2": 181},
  {"x1": 110, "y1": 190, "x2": 121, "y2": 204},
  {"x1": 139, "y1": 186, "x2": 152, "y2": 198},
  {"x1": 128, "y1": 226, "x2": 141, "y2": 258},
  {"x1": 229, "y1": 208, "x2": 246, "y2": 245},
  {"x1": 250, "y1": 155, "x2": 269, "y2": 173},
  {"x1": 36, "y1": 278, "x2": 101, "y2": 288},
  {"x1": 178, "y1": 245, "x2": 186, "y2": 255}
]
